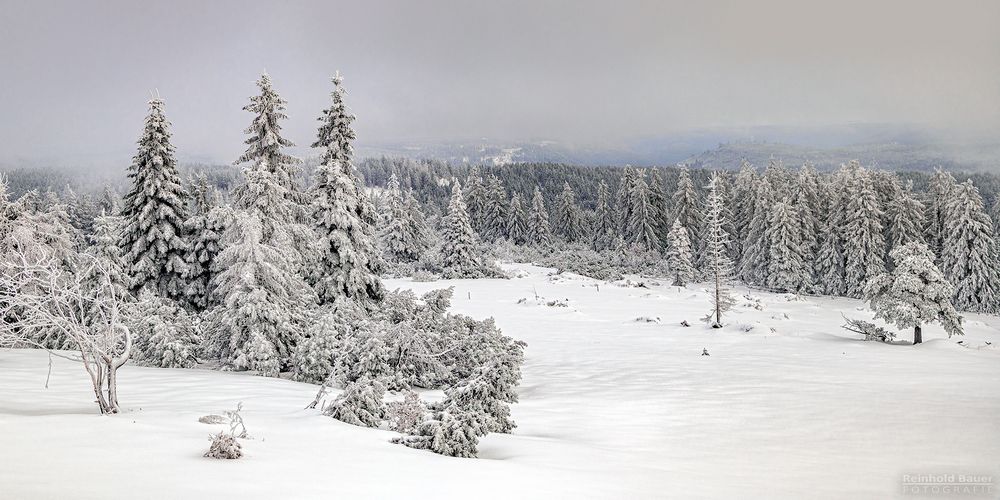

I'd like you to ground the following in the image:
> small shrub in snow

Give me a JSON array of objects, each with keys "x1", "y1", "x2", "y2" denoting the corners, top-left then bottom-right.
[
  {"x1": 393, "y1": 402, "x2": 485, "y2": 458},
  {"x1": 634, "y1": 316, "x2": 660, "y2": 323},
  {"x1": 198, "y1": 414, "x2": 228, "y2": 425},
  {"x1": 841, "y1": 317, "x2": 896, "y2": 343},
  {"x1": 204, "y1": 432, "x2": 242, "y2": 459},
  {"x1": 387, "y1": 391, "x2": 426, "y2": 434},
  {"x1": 324, "y1": 376, "x2": 387, "y2": 428}
]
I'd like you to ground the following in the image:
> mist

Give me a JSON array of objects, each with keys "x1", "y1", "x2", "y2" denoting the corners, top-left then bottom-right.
[{"x1": 1, "y1": 0, "x2": 998, "y2": 168}]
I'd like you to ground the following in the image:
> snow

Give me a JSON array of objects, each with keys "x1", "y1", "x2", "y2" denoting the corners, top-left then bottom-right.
[{"x1": 2, "y1": 263, "x2": 999, "y2": 499}]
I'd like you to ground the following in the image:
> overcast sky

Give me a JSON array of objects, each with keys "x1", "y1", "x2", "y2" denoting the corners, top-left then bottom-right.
[{"x1": 1, "y1": 0, "x2": 997, "y2": 166}]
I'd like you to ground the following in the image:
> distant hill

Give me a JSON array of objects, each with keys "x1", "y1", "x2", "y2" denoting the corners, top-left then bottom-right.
[{"x1": 683, "y1": 141, "x2": 1000, "y2": 172}]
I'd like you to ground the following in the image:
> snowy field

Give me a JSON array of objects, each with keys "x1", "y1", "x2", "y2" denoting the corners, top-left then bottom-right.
[{"x1": 2, "y1": 263, "x2": 998, "y2": 499}]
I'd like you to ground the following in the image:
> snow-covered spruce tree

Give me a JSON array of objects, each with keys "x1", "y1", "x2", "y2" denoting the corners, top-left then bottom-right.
[
  {"x1": 183, "y1": 175, "x2": 225, "y2": 310},
  {"x1": 463, "y1": 168, "x2": 487, "y2": 234},
  {"x1": 615, "y1": 166, "x2": 637, "y2": 240},
  {"x1": 237, "y1": 73, "x2": 302, "y2": 195},
  {"x1": 792, "y1": 164, "x2": 822, "y2": 279},
  {"x1": 991, "y1": 196, "x2": 1000, "y2": 240},
  {"x1": 628, "y1": 170, "x2": 660, "y2": 251},
  {"x1": 703, "y1": 173, "x2": 736, "y2": 328},
  {"x1": 730, "y1": 160, "x2": 757, "y2": 263},
  {"x1": 206, "y1": 212, "x2": 315, "y2": 376},
  {"x1": 439, "y1": 182, "x2": 496, "y2": 278},
  {"x1": 886, "y1": 180, "x2": 926, "y2": 251},
  {"x1": 506, "y1": 193, "x2": 529, "y2": 245},
  {"x1": 942, "y1": 180, "x2": 1000, "y2": 313},
  {"x1": 442, "y1": 359, "x2": 521, "y2": 434},
  {"x1": 924, "y1": 168, "x2": 957, "y2": 259},
  {"x1": 843, "y1": 167, "x2": 886, "y2": 298},
  {"x1": 764, "y1": 201, "x2": 807, "y2": 292},
  {"x1": 481, "y1": 175, "x2": 508, "y2": 241},
  {"x1": 380, "y1": 174, "x2": 429, "y2": 263},
  {"x1": 131, "y1": 290, "x2": 201, "y2": 369},
  {"x1": 815, "y1": 168, "x2": 851, "y2": 296},
  {"x1": 866, "y1": 242, "x2": 963, "y2": 344},
  {"x1": 647, "y1": 168, "x2": 670, "y2": 247},
  {"x1": 592, "y1": 180, "x2": 617, "y2": 251},
  {"x1": 671, "y1": 165, "x2": 703, "y2": 253},
  {"x1": 554, "y1": 182, "x2": 585, "y2": 243},
  {"x1": 526, "y1": 186, "x2": 553, "y2": 247},
  {"x1": 393, "y1": 400, "x2": 485, "y2": 458},
  {"x1": 324, "y1": 376, "x2": 387, "y2": 427},
  {"x1": 665, "y1": 219, "x2": 695, "y2": 286},
  {"x1": 119, "y1": 97, "x2": 188, "y2": 299},
  {"x1": 309, "y1": 73, "x2": 383, "y2": 304},
  {"x1": 738, "y1": 175, "x2": 774, "y2": 286}
]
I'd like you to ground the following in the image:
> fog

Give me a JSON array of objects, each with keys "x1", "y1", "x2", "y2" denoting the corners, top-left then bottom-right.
[{"x1": 1, "y1": 0, "x2": 997, "y2": 167}]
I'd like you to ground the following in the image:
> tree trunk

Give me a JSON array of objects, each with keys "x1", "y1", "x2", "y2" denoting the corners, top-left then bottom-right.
[
  {"x1": 105, "y1": 361, "x2": 120, "y2": 414},
  {"x1": 913, "y1": 325, "x2": 922, "y2": 345}
]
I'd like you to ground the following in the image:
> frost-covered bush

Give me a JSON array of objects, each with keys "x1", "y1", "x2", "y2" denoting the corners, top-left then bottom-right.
[
  {"x1": 291, "y1": 298, "x2": 368, "y2": 383},
  {"x1": 393, "y1": 401, "x2": 485, "y2": 458},
  {"x1": 204, "y1": 432, "x2": 242, "y2": 459},
  {"x1": 387, "y1": 391, "x2": 426, "y2": 433},
  {"x1": 441, "y1": 360, "x2": 521, "y2": 434},
  {"x1": 410, "y1": 269, "x2": 439, "y2": 282},
  {"x1": 324, "y1": 376, "x2": 386, "y2": 427},
  {"x1": 306, "y1": 287, "x2": 526, "y2": 393},
  {"x1": 131, "y1": 292, "x2": 201, "y2": 369}
]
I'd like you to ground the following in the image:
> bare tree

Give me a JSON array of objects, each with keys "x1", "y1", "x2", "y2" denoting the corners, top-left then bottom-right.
[{"x1": 0, "y1": 244, "x2": 135, "y2": 414}]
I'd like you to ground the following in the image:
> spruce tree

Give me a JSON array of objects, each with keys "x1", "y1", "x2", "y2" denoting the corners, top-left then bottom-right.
[
  {"x1": 731, "y1": 160, "x2": 757, "y2": 263},
  {"x1": 866, "y1": 242, "x2": 963, "y2": 344},
  {"x1": 237, "y1": 73, "x2": 301, "y2": 195},
  {"x1": 526, "y1": 187, "x2": 552, "y2": 247},
  {"x1": 628, "y1": 171, "x2": 659, "y2": 251},
  {"x1": 764, "y1": 201, "x2": 807, "y2": 292},
  {"x1": 815, "y1": 168, "x2": 851, "y2": 296},
  {"x1": 555, "y1": 182, "x2": 585, "y2": 243},
  {"x1": 738, "y1": 176, "x2": 774, "y2": 286},
  {"x1": 703, "y1": 173, "x2": 735, "y2": 328},
  {"x1": 793, "y1": 164, "x2": 822, "y2": 282},
  {"x1": 440, "y1": 182, "x2": 489, "y2": 278},
  {"x1": 942, "y1": 180, "x2": 1000, "y2": 313},
  {"x1": 843, "y1": 166, "x2": 886, "y2": 298},
  {"x1": 481, "y1": 175, "x2": 508, "y2": 241},
  {"x1": 506, "y1": 193, "x2": 528, "y2": 245},
  {"x1": 463, "y1": 167, "x2": 486, "y2": 234},
  {"x1": 615, "y1": 166, "x2": 637, "y2": 240},
  {"x1": 592, "y1": 181, "x2": 617, "y2": 251},
  {"x1": 380, "y1": 174, "x2": 429, "y2": 263},
  {"x1": 887, "y1": 180, "x2": 926, "y2": 251},
  {"x1": 310, "y1": 73, "x2": 383, "y2": 304},
  {"x1": 925, "y1": 168, "x2": 957, "y2": 259},
  {"x1": 208, "y1": 212, "x2": 315, "y2": 375},
  {"x1": 665, "y1": 219, "x2": 695, "y2": 286},
  {"x1": 119, "y1": 97, "x2": 188, "y2": 299},
  {"x1": 183, "y1": 175, "x2": 225, "y2": 310},
  {"x1": 647, "y1": 168, "x2": 670, "y2": 247},
  {"x1": 671, "y1": 165, "x2": 703, "y2": 252}
]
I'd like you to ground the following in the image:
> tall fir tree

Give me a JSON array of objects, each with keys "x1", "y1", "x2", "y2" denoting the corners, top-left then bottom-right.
[
  {"x1": 886, "y1": 180, "x2": 926, "y2": 252},
  {"x1": 208, "y1": 212, "x2": 315, "y2": 375},
  {"x1": 506, "y1": 193, "x2": 529, "y2": 245},
  {"x1": 665, "y1": 219, "x2": 695, "y2": 286},
  {"x1": 942, "y1": 180, "x2": 1000, "y2": 313},
  {"x1": 481, "y1": 175, "x2": 508, "y2": 241},
  {"x1": 554, "y1": 182, "x2": 585, "y2": 243},
  {"x1": 647, "y1": 168, "x2": 670, "y2": 247},
  {"x1": 119, "y1": 97, "x2": 188, "y2": 299},
  {"x1": 463, "y1": 167, "x2": 486, "y2": 234},
  {"x1": 615, "y1": 166, "x2": 637, "y2": 241},
  {"x1": 925, "y1": 168, "x2": 957, "y2": 260},
  {"x1": 526, "y1": 187, "x2": 552, "y2": 247},
  {"x1": 183, "y1": 175, "x2": 225, "y2": 310},
  {"x1": 592, "y1": 180, "x2": 617, "y2": 251},
  {"x1": 628, "y1": 171, "x2": 659, "y2": 251},
  {"x1": 842, "y1": 166, "x2": 886, "y2": 298},
  {"x1": 764, "y1": 201, "x2": 807, "y2": 292},
  {"x1": 671, "y1": 165, "x2": 703, "y2": 253},
  {"x1": 738, "y1": 176, "x2": 774, "y2": 286},
  {"x1": 237, "y1": 73, "x2": 301, "y2": 195},
  {"x1": 380, "y1": 174, "x2": 429, "y2": 263},
  {"x1": 730, "y1": 160, "x2": 758, "y2": 263},
  {"x1": 866, "y1": 242, "x2": 963, "y2": 345},
  {"x1": 703, "y1": 173, "x2": 736, "y2": 328},
  {"x1": 440, "y1": 182, "x2": 488, "y2": 278},
  {"x1": 310, "y1": 73, "x2": 383, "y2": 304}
]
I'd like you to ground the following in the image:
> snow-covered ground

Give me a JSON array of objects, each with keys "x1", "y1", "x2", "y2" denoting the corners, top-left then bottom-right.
[{"x1": 2, "y1": 263, "x2": 998, "y2": 499}]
